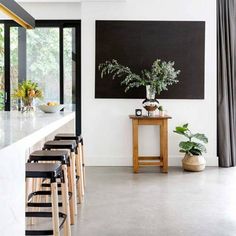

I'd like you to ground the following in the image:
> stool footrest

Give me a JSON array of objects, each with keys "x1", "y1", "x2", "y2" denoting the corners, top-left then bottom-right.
[
  {"x1": 28, "y1": 191, "x2": 62, "y2": 201},
  {"x1": 28, "y1": 202, "x2": 63, "y2": 208},
  {"x1": 28, "y1": 191, "x2": 72, "y2": 202},
  {"x1": 41, "y1": 183, "x2": 62, "y2": 188},
  {"x1": 25, "y1": 211, "x2": 66, "y2": 235}
]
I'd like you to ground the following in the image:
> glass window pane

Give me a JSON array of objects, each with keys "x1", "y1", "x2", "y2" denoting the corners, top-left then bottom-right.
[
  {"x1": 8, "y1": 26, "x2": 76, "y2": 110},
  {"x1": 64, "y1": 28, "x2": 76, "y2": 109},
  {"x1": 27, "y1": 28, "x2": 60, "y2": 104},
  {"x1": 10, "y1": 27, "x2": 19, "y2": 110},
  {"x1": 0, "y1": 24, "x2": 4, "y2": 111}
]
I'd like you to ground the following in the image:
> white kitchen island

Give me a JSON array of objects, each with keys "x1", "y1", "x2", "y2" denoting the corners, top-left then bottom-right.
[{"x1": 0, "y1": 111, "x2": 75, "y2": 236}]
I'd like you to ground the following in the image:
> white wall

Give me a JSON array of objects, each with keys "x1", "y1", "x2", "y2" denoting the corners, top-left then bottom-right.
[
  {"x1": 15, "y1": 0, "x2": 218, "y2": 166},
  {"x1": 81, "y1": 0, "x2": 217, "y2": 166}
]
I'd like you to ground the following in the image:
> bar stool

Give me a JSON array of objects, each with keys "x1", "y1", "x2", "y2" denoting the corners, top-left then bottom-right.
[
  {"x1": 54, "y1": 133, "x2": 85, "y2": 190},
  {"x1": 29, "y1": 150, "x2": 73, "y2": 225},
  {"x1": 25, "y1": 162, "x2": 70, "y2": 236},
  {"x1": 43, "y1": 140, "x2": 81, "y2": 217}
]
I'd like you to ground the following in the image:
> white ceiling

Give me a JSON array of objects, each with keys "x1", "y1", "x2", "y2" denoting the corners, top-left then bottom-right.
[{"x1": 17, "y1": 0, "x2": 125, "y2": 2}]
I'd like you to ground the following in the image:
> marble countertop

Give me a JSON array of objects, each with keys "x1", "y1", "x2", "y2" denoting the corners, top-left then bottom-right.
[{"x1": 0, "y1": 111, "x2": 75, "y2": 150}]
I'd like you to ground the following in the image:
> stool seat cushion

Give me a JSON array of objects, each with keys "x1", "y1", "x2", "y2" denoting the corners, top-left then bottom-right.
[
  {"x1": 43, "y1": 140, "x2": 77, "y2": 151},
  {"x1": 55, "y1": 133, "x2": 82, "y2": 143},
  {"x1": 29, "y1": 150, "x2": 69, "y2": 164},
  {"x1": 26, "y1": 163, "x2": 62, "y2": 179}
]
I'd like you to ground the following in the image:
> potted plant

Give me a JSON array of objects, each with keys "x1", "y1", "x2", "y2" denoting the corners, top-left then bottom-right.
[
  {"x1": 13, "y1": 80, "x2": 43, "y2": 112},
  {"x1": 173, "y1": 123, "x2": 208, "y2": 171},
  {"x1": 158, "y1": 105, "x2": 165, "y2": 116},
  {"x1": 98, "y1": 59, "x2": 180, "y2": 116}
]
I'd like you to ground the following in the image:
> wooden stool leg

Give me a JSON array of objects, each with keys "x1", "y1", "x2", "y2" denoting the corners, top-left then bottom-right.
[
  {"x1": 51, "y1": 181, "x2": 60, "y2": 236},
  {"x1": 76, "y1": 147, "x2": 83, "y2": 203},
  {"x1": 70, "y1": 151, "x2": 78, "y2": 215},
  {"x1": 67, "y1": 165, "x2": 75, "y2": 225},
  {"x1": 30, "y1": 178, "x2": 37, "y2": 225},
  {"x1": 35, "y1": 178, "x2": 42, "y2": 213},
  {"x1": 25, "y1": 178, "x2": 32, "y2": 206},
  {"x1": 61, "y1": 165, "x2": 71, "y2": 236},
  {"x1": 25, "y1": 178, "x2": 33, "y2": 226},
  {"x1": 81, "y1": 142, "x2": 86, "y2": 187}
]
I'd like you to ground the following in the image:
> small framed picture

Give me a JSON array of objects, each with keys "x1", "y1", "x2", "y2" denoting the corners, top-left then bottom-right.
[{"x1": 135, "y1": 109, "x2": 142, "y2": 116}]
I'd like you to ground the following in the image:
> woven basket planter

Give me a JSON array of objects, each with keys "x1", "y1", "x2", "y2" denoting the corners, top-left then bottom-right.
[{"x1": 182, "y1": 154, "x2": 206, "y2": 172}]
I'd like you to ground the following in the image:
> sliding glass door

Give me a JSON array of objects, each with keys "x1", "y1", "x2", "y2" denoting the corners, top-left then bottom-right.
[
  {"x1": 27, "y1": 27, "x2": 60, "y2": 104},
  {"x1": 0, "y1": 20, "x2": 81, "y2": 134},
  {"x1": 2, "y1": 21, "x2": 79, "y2": 110}
]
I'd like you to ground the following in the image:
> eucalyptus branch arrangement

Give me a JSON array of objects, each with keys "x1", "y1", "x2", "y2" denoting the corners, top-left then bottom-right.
[
  {"x1": 174, "y1": 124, "x2": 208, "y2": 156},
  {"x1": 98, "y1": 59, "x2": 180, "y2": 94}
]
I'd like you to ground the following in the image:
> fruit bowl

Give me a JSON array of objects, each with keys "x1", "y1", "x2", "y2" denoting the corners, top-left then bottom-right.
[{"x1": 38, "y1": 104, "x2": 65, "y2": 113}]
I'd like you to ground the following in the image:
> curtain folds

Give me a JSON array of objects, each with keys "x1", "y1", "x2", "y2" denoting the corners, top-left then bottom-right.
[{"x1": 217, "y1": 0, "x2": 236, "y2": 167}]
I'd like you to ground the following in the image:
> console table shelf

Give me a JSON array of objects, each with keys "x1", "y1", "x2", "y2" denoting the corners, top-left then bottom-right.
[{"x1": 129, "y1": 115, "x2": 172, "y2": 173}]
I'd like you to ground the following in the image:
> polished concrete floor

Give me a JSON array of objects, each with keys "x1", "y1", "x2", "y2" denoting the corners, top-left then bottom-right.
[{"x1": 72, "y1": 167, "x2": 236, "y2": 236}]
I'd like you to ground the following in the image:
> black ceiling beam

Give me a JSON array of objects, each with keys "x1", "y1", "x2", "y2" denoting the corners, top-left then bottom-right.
[{"x1": 0, "y1": 0, "x2": 35, "y2": 29}]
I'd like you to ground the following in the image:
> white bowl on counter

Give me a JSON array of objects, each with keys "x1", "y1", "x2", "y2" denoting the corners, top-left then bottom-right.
[{"x1": 38, "y1": 104, "x2": 65, "y2": 113}]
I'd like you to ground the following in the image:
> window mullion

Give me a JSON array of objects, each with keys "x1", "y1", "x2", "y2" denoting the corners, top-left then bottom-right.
[
  {"x1": 59, "y1": 26, "x2": 64, "y2": 104},
  {"x1": 18, "y1": 27, "x2": 26, "y2": 83},
  {"x1": 4, "y1": 23, "x2": 10, "y2": 111}
]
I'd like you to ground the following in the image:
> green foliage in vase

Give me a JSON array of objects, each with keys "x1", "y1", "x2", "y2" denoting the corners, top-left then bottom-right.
[
  {"x1": 98, "y1": 59, "x2": 180, "y2": 94},
  {"x1": 174, "y1": 124, "x2": 208, "y2": 156}
]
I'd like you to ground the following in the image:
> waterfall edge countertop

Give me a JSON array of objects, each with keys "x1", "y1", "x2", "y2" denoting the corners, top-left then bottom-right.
[
  {"x1": 0, "y1": 111, "x2": 75, "y2": 236},
  {"x1": 0, "y1": 111, "x2": 75, "y2": 150}
]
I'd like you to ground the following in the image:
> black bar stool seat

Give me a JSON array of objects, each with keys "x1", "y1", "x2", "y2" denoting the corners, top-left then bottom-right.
[
  {"x1": 29, "y1": 150, "x2": 69, "y2": 165},
  {"x1": 26, "y1": 163, "x2": 62, "y2": 179},
  {"x1": 43, "y1": 140, "x2": 77, "y2": 152},
  {"x1": 55, "y1": 133, "x2": 83, "y2": 144}
]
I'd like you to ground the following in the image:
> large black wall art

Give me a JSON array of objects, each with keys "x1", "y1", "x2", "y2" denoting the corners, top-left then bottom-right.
[{"x1": 95, "y1": 20, "x2": 205, "y2": 99}]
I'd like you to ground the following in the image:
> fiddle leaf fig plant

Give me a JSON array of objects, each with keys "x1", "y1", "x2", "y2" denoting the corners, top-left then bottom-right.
[
  {"x1": 98, "y1": 59, "x2": 180, "y2": 94},
  {"x1": 174, "y1": 124, "x2": 208, "y2": 156}
]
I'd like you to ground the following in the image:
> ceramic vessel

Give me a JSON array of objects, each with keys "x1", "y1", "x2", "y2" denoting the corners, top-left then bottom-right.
[
  {"x1": 38, "y1": 104, "x2": 65, "y2": 113},
  {"x1": 142, "y1": 85, "x2": 159, "y2": 116},
  {"x1": 182, "y1": 154, "x2": 206, "y2": 172}
]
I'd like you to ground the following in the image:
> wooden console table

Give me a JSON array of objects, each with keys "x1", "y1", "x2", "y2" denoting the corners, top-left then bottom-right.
[{"x1": 129, "y1": 115, "x2": 172, "y2": 173}]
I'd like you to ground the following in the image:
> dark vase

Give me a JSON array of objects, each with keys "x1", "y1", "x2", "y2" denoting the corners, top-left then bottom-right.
[{"x1": 142, "y1": 85, "x2": 159, "y2": 116}]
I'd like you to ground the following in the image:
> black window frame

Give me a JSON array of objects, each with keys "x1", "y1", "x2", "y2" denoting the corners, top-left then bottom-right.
[{"x1": 0, "y1": 20, "x2": 81, "y2": 135}]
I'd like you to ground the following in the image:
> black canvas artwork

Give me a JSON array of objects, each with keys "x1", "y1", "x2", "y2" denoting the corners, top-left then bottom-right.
[{"x1": 95, "y1": 20, "x2": 205, "y2": 99}]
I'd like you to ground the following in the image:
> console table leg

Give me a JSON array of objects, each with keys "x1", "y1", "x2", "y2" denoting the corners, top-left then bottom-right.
[
  {"x1": 132, "y1": 120, "x2": 139, "y2": 173},
  {"x1": 161, "y1": 120, "x2": 168, "y2": 173}
]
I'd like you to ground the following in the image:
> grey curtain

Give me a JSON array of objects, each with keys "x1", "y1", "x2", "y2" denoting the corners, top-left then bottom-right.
[{"x1": 217, "y1": 0, "x2": 236, "y2": 167}]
